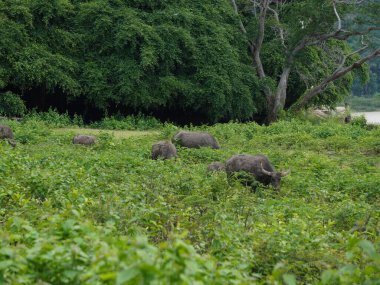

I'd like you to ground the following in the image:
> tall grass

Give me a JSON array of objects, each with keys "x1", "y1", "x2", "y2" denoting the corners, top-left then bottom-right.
[{"x1": 23, "y1": 108, "x2": 163, "y2": 130}]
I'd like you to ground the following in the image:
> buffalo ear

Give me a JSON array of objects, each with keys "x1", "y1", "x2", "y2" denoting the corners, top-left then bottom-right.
[
  {"x1": 260, "y1": 162, "x2": 274, "y2": 176},
  {"x1": 280, "y1": 169, "x2": 291, "y2": 177}
]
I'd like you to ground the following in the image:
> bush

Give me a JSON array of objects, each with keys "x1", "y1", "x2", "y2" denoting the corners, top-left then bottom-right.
[
  {"x1": 0, "y1": 91, "x2": 26, "y2": 117},
  {"x1": 89, "y1": 114, "x2": 162, "y2": 130},
  {"x1": 350, "y1": 115, "x2": 367, "y2": 128},
  {"x1": 24, "y1": 108, "x2": 76, "y2": 127},
  {"x1": 23, "y1": 110, "x2": 161, "y2": 130}
]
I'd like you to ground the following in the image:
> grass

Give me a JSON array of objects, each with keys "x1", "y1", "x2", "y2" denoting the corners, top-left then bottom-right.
[
  {"x1": 53, "y1": 128, "x2": 158, "y2": 138},
  {"x1": 0, "y1": 117, "x2": 379, "y2": 284}
]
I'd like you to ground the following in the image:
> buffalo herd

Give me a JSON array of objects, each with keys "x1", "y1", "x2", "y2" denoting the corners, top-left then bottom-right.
[
  {"x1": 0, "y1": 124, "x2": 289, "y2": 190},
  {"x1": 152, "y1": 131, "x2": 289, "y2": 190}
]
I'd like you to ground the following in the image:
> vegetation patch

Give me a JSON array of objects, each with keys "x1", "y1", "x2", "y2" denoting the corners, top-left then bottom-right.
[{"x1": 0, "y1": 118, "x2": 379, "y2": 283}]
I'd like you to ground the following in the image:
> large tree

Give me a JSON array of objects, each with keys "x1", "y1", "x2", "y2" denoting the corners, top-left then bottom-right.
[{"x1": 231, "y1": 0, "x2": 380, "y2": 123}]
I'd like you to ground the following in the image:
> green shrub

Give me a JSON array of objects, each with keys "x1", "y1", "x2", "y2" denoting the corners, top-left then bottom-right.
[
  {"x1": 25, "y1": 108, "x2": 74, "y2": 127},
  {"x1": 0, "y1": 91, "x2": 26, "y2": 117},
  {"x1": 89, "y1": 114, "x2": 162, "y2": 130},
  {"x1": 350, "y1": 115, "x2": 367, "y2": 128}
]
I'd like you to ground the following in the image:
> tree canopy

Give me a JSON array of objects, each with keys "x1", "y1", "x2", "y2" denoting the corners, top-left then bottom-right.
[
  {"x1": 231, "y1": 0, "x2": 379, "y2": 122},
  {"x1": 0, "y1": 0, "x2": 260, "y2": 122},
  {"x1": 0, "y1": 0, "x2": 379, "y2": 123}
]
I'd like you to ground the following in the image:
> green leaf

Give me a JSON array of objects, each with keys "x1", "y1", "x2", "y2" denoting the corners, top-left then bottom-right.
[
  {"x1": 283, "y1": 273, "x2": 297, "y2": 285},
  {"x1": 358, "y1": 240, "x2": 380, "y2": 259},
  {"x1": 116, "y1": 266, "x2": 140, "y2": 285},
  {"x1": 321, "y1": 270, "x2": 337, "y2": 284},
  {"x1": 100, "y1": 272, "x2": 117, "y2": 281},
  {"x1": 0, "y1": 260, "x2": 13, "y2": 270}
]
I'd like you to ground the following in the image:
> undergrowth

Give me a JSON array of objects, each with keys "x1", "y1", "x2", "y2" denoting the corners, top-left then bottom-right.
[
  {"x1": 23, "y1": 109, "x2": 163, "y2": 130},
  {"x1": 0, "y1": 117, "x2": 379, "y2": 284}
]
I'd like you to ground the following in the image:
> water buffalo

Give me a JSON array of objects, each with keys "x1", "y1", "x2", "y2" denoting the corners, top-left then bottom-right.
[
  {"x1": 72, "y1": 135, "x2": 96, "y2": 145},
  {"x1": 344, "y1": 115, "x2": 352, "y2": 123},
  {"x1": 152, "y1": 141, "x2": 177, "y2": 160},
  {"x1": 0, "y1": 125, "x2": 16, "y2": 147},
  {"x1": 207, "y1": 162, "x2": 225, "y2": 172},
  {"x1": 173, "y1": 131, "x2": 220, "y2": 149},
  {"x1": 0, "y1": 125, "x2": 14, "y2": 139},
  {"x1": 225, "y1": 154, "x2": 290, "y2": 190}
]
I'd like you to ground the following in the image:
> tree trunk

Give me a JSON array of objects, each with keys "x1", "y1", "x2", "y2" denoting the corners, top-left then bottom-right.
[{"x1": 265, "y1": 67, "x2": 291, "y2": 123}]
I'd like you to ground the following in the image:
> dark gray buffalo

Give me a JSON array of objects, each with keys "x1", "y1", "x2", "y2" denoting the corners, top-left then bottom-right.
[
  {"x1": 173, "y1": 131, "x2": 220, "y2": 149},
  {"x1": 152, "y1": 141, "x2": 177, "y2": 160},
  {"x1": 0, "y1": 125, "x2": 14, "y2": 139},
  {"x1": 72, "y1": 135, "x2": 96, "y2": 145},
  {"x1": 207, "y1": 162, "x2": 225, "y2": 172},
  {"x1": 225, "y1": 154, "x2": 290, "y2": 190},
  {"x1": 0, "y1": 125, "x2": 16, "y2": 147}
]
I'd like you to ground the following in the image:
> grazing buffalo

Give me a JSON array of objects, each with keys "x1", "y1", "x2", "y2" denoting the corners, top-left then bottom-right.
[
  {"x1": 0, "y1": 125, "x2": 14, "y2": 139},
  {"x1": 207, "y1": 162, "x2": 225, "y2": 172},
  {"x1": 173, "y1": 131, "x2": 220, "y2": 149},
  {"x1": 344, "y1": 115, "x2": 352, "y2": 123},
  {"x1": 152, "y1": 141, "x2": 177, "y2": 160},
  {"x1": 0, "y1": 125, "x2": 16, "y2": 147},
  {"x1": 72, "y1": 135, "x2": 96, "y2": 145},
  {"x1": 225, "y1": 154, "x2": 290, "y2": 190}
]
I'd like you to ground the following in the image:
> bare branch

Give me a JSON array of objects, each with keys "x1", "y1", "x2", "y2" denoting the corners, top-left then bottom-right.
[
  {"x1": 252, "y1": 0, "x2": 270, "y2": 79},
  {"x1": 267, "y1": 6, "x2": 285, "y2": 46},
  {"x1": 346, "y1": 44, "x2": 368, "y2": 58},
  {"x1": 331, "y1": 44, "x2": 368, "y2": 75},
  {"x1": 331, "y1": 27, "x2": 380, "y2": 40},
  {"x1": 256, "y1": 0, "x2": 270, "y2": 51},
  {"x1": 333, "y1": 0, "x2": 342, "y2": 31},
  {"x1": 291, "y1": 26, "x2": 380, "y2": 57},
  {"x1": 230, "y1": 0, "x2": 248, "y2": 34},
  {"x1": 291, "y1": 47, "x2": 380, "y2": 111},
  {"x1": 230, "y1": 0, "x2": 269, "y2": 80},
  {"x1": 335, "y1": 0, "x2": 365, "y2": 4}
]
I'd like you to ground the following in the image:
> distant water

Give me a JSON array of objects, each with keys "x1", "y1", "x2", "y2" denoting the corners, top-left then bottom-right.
[{"x1": 352, "y1": 111, "x2": 380, "y2": 124}]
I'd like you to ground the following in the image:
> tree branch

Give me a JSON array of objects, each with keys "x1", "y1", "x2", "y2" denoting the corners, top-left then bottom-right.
[
  {"x1": 252, "y1": 0, "x2": 270, "y2": 79},
  {"x1": 290, "y1": 47, "x2": 380, "y2": 111},
  {"x1": 267, "y1": 6, "x2": 285, "y2": 46},
  {"x1": 333, "y1": 0, "x2": 342, "y2": 31},
  {"x1": 331, "y1": 44, "x2": 368, "y2": 77},
  {"x1": 292, "y1": 26, "x2": 380, "y2": 56},
  {"x1": 230, "y1": 0, "x2": 248, "y2": 34}
]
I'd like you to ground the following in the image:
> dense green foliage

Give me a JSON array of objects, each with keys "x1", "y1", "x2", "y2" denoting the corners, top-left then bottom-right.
[
  {"x1": 24, "y1": 108, "x2": 162, "y2": 130},
  {"x1": 0, "y1": 0, "x2": 260, "y2": 122},
  {"x1": 0, "y1": 91, "x2": 26, "y2": 117},
  {"x1": 2, "y1": 0, "x2": 378, "y2": 122},
  {"x1": 352, "y1": 61, "x2": 380, "y2": 98},
  {"x1": 0, "y1": 118, "x2": 379, "y2": 283}
]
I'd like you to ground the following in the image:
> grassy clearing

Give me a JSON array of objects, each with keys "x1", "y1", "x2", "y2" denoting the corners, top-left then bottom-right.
[
  {"x1": 0, "y1": 118, "x2": 379, "y2": 284},
  {"x1": 53, "y1": 128, "x2": 158, "y2": 139}
]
